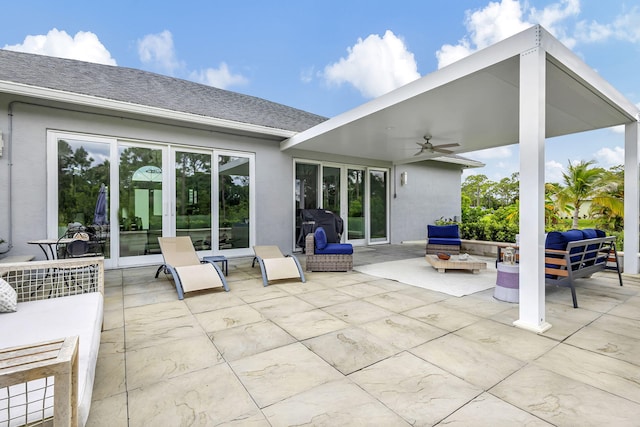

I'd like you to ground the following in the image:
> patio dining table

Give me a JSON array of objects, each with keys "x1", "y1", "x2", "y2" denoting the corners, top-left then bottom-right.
[{"x1": 28, "y1": 238, "x2": 74, "y2": 260}]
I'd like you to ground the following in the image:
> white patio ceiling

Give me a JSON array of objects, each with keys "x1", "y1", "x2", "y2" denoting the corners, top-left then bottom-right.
[{"x1": 282, "y1": 25, "x2": 639, "y2": 164}]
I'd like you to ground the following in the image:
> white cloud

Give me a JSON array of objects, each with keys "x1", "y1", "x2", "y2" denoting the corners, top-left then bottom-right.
[
  {"x1": 436, "y1": 0, "x2": 580, "y2": 69},
  {"x1": 189, "y1": 62, "x2": 248, "y2": 89},
  {"x1": 530, "y1": 0, "x2": 580, "y2": 48},
  {"x1": 300, "y1": 66, "x2": 315, "y2": 84},
  {"x1": 595, "y1": 146, "x2": 624, "y2": 166},
  {"x1": 437, "y1": 0, "x2": 530, "y2": 68},
  {"x1": 3, "y1": 28, "x2": 116, "y2": 65},
  {"x1": 324, "y1": 30, "x2": 420, "y2": 98},
  {"x1": 576, "y1": 6, "x2": 640, "y2": 44},
  {"x1": 545, "y1": 160, "x2": 565, "y2": 183},
  {"x1": 137, "y1": 30, "x2": 183, "y2": 75}
]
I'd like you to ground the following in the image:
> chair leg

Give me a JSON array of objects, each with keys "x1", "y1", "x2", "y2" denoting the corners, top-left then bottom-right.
[
  {"x1": 155, "y1": 264, "x2": 166, "y2": 278},
  {"x1": 165, "y1": 265, "x2": 184, "y2": 300},
  {"x1": 570, "y1": 284, "x2": 578, "y2": 308},
  {"x1": 256, "y1": 258, "x2": 269, "y2": 287}
]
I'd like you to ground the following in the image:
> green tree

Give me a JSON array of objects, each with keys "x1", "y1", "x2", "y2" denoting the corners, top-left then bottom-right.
[
  {"x1": 461, "y1": 174, "x2": 492, "y2": 208},
  {"x1": 492, "y1": 172, "x2": 519, "y2": 207},
  {"x1": 555, "y1": 160, "x2": 604, "y2": 229},
  {"x1": 590, "y1": 165, "x2": 624, "y2": 231}
]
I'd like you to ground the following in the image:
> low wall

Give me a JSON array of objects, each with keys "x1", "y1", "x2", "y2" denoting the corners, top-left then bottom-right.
[{"x1": 460, "y1": 239, "x2": 504, "y2": 257}]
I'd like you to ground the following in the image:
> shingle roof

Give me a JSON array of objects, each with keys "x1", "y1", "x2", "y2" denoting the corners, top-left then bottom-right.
[{"x1": 0, "y1": 49, "x2": 327, "y2": 133}]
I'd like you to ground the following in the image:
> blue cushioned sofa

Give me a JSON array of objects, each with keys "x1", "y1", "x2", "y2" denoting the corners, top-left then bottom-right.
[
  {"x1": 426, "y1": 224, "x2": 461, "y2": 255},
  {"x1": 305, "y1": 227, "x2": 353, "y2": 271},
  {"x1": 545, "y1": 228, "x2": 622, "y2": 308}
]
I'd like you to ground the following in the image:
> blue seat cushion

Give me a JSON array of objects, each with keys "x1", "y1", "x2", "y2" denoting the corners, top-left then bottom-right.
[
  {"x1": 428, "y1": 237, "x2": 461, "y2": 246},
  {"x1": 427, "y1": 224, "x2": 459, "y2": 239},
  {"x1": 314, "y1": 227, "x2": 328, "y2": 250},
  {"x1": 315, "y1": 243, "x2": 353, "y2": 255}
]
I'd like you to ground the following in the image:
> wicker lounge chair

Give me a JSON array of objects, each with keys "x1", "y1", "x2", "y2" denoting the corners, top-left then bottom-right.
[
  {"x1": 252, "y1": 245, "x2": 306, "y2": 286},
  {"x1": 158, "y1": 237, "x2": 229, "y2": 299}
]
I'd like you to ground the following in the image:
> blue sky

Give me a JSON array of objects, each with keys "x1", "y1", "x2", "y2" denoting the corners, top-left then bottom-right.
[{"x1": 2, "y1": 0, "x2": 639, "y2": 183}]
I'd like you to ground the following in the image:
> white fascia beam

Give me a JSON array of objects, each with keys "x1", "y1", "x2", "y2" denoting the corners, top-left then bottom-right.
[{"x1": 0, "y1": 80, "x2": 296, "y2": 139}]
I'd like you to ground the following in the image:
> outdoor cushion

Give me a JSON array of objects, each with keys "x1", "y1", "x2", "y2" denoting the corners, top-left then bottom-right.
[
  {"x1": 314, "y1": 227, "x2": 328, "y2": 250},
  {"x1": 545, "y1": 229, "x2": 588, "y2": 274},
  {"x1": 315, "y1": 242, "x2": 354, "y2": 255},
  {"x1": 0, "y1": 278, "x2": 17, "y2": 312},
  {"x1": 427, "y1": 224, "x2": 459, "y2": 239},
  {"x1": 581, "y1": 228, "x2": 598, "y2": 239},
  {"x1": 545, "y1": 229, "x2": 584, "y2": 250},
  {"x1": 428, "y1": 237, "x2": 462, "y2": 246}
]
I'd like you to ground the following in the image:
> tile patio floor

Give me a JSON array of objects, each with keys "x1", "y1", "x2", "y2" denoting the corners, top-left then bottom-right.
[{"x1": 87, "y1": 244, "x2": 640, "y2": 426}]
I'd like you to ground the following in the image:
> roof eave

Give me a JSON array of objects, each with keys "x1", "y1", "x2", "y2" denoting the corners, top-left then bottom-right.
[{"x1": 0, "y1": 80, "x2": 297, "y2": 139}]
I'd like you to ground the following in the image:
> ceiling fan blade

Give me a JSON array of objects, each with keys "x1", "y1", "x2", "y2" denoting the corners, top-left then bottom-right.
[
  {"x1": 433, "y1": 143, "x2": 460, "y2": 149},
  {"x1": 433, "y1": 148, "x2": 454, "y2": 154},
  {"x1": 414, "y1": 149, "x2": 425, "y2": 156}
]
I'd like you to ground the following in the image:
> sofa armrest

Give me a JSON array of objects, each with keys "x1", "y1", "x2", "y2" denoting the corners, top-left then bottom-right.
[
  {"x1": 0, "y1": 336, "x2": 79, "y2": 427},
  {"x1": 0, "y1": 258, "x2": 104, "y2": 302},
  {"x1": 305, "y1": 233, "x2": 316, "y2": 254}
]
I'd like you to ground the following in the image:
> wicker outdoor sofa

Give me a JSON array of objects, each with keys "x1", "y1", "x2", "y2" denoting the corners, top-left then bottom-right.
[{"x1": 0, "y1": 257, "x2": 104, "y2": 427}]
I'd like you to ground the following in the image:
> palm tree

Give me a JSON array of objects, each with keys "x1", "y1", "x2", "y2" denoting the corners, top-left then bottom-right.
[
  {"x1": 555, "y1": 160, "x2": 604, "y2": 229},
  {"x1": 590, "y1": 166, "x2": 624, "y2": 230}
]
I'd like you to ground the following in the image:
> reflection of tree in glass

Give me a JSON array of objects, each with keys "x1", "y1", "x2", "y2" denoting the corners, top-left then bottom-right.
[
  {"x1": 370, "y1": 171, "x2": 386, "y2": 239},
  {"x1": 176, "y1": 152, "x2": 211, "y2": 217},
  {"x1": 218, "y1": 156, "x2": 250, "y2": 227},
  {"x1": 57, "y1": 140, "x2": 110, "y2": 227},
  {"x1": 118, "y1": 146, "x2": 162, "y2": 231}
]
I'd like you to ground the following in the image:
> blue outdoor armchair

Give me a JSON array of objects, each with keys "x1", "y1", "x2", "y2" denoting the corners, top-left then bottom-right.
[{"x1": 426, "y1": 224, "x2": 461, "y2": 255}]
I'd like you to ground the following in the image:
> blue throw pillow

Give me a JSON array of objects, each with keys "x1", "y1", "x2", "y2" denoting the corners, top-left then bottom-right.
[
  {"x1": 315, "y1": 227, "x2": 328, "y2": 250},
  {"x1": 581, "y1": 228, "x2": 598, "y2": 239}
]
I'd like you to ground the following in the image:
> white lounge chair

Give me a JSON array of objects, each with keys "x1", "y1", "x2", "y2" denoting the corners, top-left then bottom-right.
[
  {"x1": 158, "y1": 237, "x2": 229, "y2": 299},
  {"x1": 252, "y1": 245, "x2": 306, "y2": 286}
]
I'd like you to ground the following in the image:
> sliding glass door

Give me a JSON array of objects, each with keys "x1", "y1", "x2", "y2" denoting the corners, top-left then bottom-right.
[
  {"x1": 294, "y1": 160, "x2": 389, "y2": 247},
  {"x1": 51, "y1": 131, "x2": 255, "y2": 267}
]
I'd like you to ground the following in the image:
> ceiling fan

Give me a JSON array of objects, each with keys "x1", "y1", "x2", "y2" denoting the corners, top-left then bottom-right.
[{"x1": 414, "y1": 135, "x2": 460, "y2": 156}]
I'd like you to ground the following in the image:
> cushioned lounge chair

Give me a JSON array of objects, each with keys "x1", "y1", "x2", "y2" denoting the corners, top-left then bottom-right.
[
  {"x1": 158, "y1": 237, "x2": 229, "y2": 299},
  {"x1": 252, "y1": 245, "x2": 306, "y2": 287}
]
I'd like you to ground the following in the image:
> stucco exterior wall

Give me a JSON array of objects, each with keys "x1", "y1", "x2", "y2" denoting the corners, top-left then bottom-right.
[
  {"x1": 0, "y1": 98, "x2": 295, "y2": 260},
  {"x1": 390, "y1": 161, "x2": 462, "y2": 244}
]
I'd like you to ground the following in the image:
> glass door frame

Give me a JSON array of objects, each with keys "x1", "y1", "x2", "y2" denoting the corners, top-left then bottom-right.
[{"x1": 116, "y1": 140, "x2": 168, "y2": 268}]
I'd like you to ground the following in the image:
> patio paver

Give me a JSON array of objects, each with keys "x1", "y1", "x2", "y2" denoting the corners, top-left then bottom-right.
[{"x1": 87, "y1": 243, "x2": 640, "y2": 426}]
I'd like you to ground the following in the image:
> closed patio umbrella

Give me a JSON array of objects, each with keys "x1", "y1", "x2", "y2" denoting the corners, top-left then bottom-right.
[{"x1": 93, "y1": 184, "x2": 107, "y2": 225}]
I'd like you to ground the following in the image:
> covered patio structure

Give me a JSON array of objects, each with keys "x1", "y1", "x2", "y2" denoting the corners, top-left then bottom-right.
[{"x1": 282, "y1": 25, "x2": 640, "y2": 333}]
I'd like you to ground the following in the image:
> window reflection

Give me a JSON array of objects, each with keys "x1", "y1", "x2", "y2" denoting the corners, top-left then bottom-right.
[{"x1": 57, "y1": 139, "x2": 111, "y2": 258}]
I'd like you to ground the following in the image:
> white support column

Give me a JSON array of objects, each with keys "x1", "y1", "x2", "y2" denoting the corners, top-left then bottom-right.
[
  {"x1": 624, "y1": 121, "x2": 640, "y2": 274},
  {"x1": 513, "y1": 46, "x2": 552, "y2": 333}
]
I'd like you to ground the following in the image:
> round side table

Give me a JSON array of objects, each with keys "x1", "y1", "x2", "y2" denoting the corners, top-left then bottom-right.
[{"x1": 494, "y1": 262, "x2": 519, "y2": 303}]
